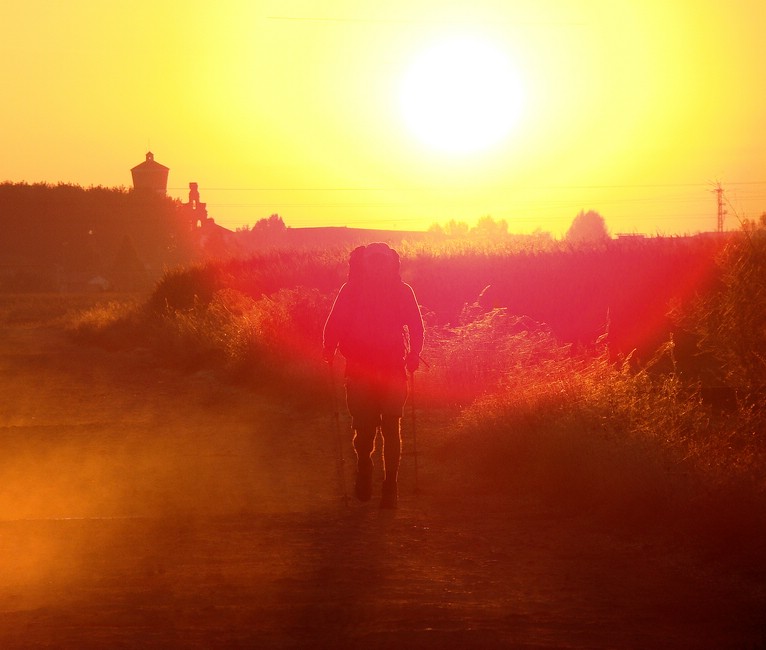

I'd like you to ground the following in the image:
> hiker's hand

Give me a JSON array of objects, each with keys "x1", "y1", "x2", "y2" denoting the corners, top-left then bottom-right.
[
  {"x1": 406, "y1": 352, "x2": 419, "y2": 374},
  {"x1": 322, "y1": 348, "x2": 335, "y2": 365}
]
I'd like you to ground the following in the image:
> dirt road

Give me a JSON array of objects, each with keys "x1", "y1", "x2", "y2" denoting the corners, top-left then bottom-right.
[{"x1": 0, "y1": 308, "x2": 763, "y2": 648}]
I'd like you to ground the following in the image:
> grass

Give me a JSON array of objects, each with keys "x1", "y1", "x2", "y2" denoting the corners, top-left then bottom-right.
[
  {"x1": 63, "y1": 235, "x2": 766, "y2": 574},
  {"x1": 0, "y1": 292, "x2": 140, "y2": 327},
  {"x1": 66, "y1": 296, "x2": 148, "y2": 349}
]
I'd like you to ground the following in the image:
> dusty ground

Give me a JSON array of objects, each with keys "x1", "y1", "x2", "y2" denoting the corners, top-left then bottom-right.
[{"x1": 0, "y1": 299, "x2": 764, "y2": 649}]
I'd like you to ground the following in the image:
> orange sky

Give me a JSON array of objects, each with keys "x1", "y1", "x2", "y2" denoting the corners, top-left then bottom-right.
[{"x1": 2, "y1": 1, "x2": 764, "y2": 235}]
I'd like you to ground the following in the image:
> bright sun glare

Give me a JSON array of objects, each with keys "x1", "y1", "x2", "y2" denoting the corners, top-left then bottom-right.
[{"x1": 399, "y1": 36, "x2": 524, "y2": 155}]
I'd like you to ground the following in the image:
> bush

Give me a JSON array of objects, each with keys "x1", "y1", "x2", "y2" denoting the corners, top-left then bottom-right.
[
  {"x1": 674, "y1": 231, "x2": 766, "y2": 450},
  {"x1": 684, "y1": 234, "x2": 766, "y2": 393},
  {"x1": 420, "y1": 307, "x2": 565, "y2": 407},
  {"x1": 66, "y1": 239, "x2": 766, "y2": 572},
  {"x1": 147, "y1": 264, "x2": 222, "y2": 312},
  {"x1": 112, "y1": 285, "x2": 331, "y2": 388},
  {"x1": 228, "y1": 286, "x2": 332, "y2": 379},
  {"x1": 447, "y1": 337, "x2": 714, "y2": 518},
  {"x1": 65, "y1": 297, "x2": 146, "y2": 346}
]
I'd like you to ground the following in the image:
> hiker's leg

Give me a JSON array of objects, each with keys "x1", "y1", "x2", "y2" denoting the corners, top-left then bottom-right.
[
  {"x1": 352, "y1": 424, "x2": 377, "y2": 469},
  {"x1": 347, "y1": 374, "x2": 372, "y2": 461},
  {"x1": 379, "y1": 415, "x2": 401, "y2": 483},
  {"x1": 379, "y1": 375, "x2": 407, "y2": 509},
  {"x1": 379, "y1": 374, "x2": 407, "y2": 480},
  {"x1": 346, "y1": 375, "x2": 379, "y2": 502},
  {"x1": 351, "y1": 423, "x2": 377, "y2": 502},
  {"x1": 379, "y1": 415, "x2": 400, "y2": 509}
]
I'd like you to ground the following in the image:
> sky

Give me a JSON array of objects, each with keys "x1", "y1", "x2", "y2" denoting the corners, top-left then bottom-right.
[{"x1": 2, "y1": 0, "x2": 765, "y2": 236}]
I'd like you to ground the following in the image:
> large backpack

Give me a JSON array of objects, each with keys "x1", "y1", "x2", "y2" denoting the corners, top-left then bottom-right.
[
  {"x1": 347, "y1": 242, "x2": 401, "y2": 285},
  {"x1": 340, "y1": 243, "x2": 409, "y2": 364}
]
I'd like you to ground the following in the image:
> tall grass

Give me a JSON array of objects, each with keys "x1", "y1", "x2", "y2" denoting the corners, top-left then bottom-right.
[
  {"x1": 675, "y1": 231, "x2": 766, "y2": 403},
  {"x1": 422, "y1": 233, "x2": 766, "y2": 568},
  {"x1": 419, "y1": 307, "x2": 566, "y2": 407},
  {"x1": 450, "y1": 337, "x2": 708, "y2": 507},
  {"x1": 67, "y1": 234, "x2": 766, "y2": 565},
  {"x1": 670, "y1": 231, "x2": 766, "y2": 500},
  {"x1": 0, "y1": 293, "x2": 136, "y2": 327},
  {"x1": 69, "y1": 283, "x2": 332, "y2": 393}
]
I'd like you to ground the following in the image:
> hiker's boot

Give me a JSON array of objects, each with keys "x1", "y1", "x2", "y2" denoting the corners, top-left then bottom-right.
[
  {"x1": 380, "y1": 479, "x2": 398, "y2": 509},
  {"x1": 354, "y1": 460, "x2": 373, "y2": 502}
]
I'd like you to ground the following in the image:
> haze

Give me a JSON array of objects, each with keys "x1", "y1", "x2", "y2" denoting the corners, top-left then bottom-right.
[{"x1": 2, "y1": 0, "x2": 765, "y2": 235}]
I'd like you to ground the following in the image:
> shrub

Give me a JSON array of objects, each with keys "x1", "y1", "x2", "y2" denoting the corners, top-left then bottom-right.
[
  {"x1": 674, "y1": 231, "x2": 766, "y2": 449},
  {"x1": 449, "y1": 336, "x2": 713, "y2": 519},
  {"x1": 66, "y1": 297, "x2": 146, "y2": 347},
  {"x1": 230, "y1": 287, "x2": 332, "y2": 379},
  {"x1": 147, "y1": 264, "x2": 222, "y2": 312},
  {"x1": 66, "y1": 239, "x2": 766, "y2": 569},
  {"x1": 420, "y1": 307, "x2": 565, "y2": 407},
  {"x1": 135, "y1": 285, "x2": 331, "y2": 388},
  {"x1": 684, "y1": 233, "x2": 766, "y2": 394}
]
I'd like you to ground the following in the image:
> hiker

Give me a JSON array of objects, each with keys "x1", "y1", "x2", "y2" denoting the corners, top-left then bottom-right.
[{"x1": 323, "y1": 243, "x2": 425, "y2": 509}]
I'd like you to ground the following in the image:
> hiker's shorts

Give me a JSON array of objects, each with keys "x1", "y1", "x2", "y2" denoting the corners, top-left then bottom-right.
[{"x1": 345, "y1": 367, "x2": 408, "y2": 430}]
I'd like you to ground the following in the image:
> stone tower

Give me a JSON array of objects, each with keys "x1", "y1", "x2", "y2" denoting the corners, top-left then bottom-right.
[{"x1": 130, "y1": 151, "x2": 169, "y2": 195}]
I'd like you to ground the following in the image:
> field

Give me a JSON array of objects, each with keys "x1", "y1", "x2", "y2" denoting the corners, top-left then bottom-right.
[{"x1": 2, "y1": 233, "x2": 766, "y2": 648}]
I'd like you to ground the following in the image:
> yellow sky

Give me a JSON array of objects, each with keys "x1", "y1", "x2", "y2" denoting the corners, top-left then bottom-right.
[{"x1": 2, "y1": 0, "x2": 764, "y2": 235}]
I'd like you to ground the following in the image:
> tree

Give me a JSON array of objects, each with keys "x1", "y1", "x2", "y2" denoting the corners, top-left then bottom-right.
[
  {"x1": 253, "y1": 214, "x2": 287, "y2": 233},
  {"x1": 444, "y1": 219, "x2": 470, "y2": 238},
  {"x1": 742, "y1": 212, "x2": 766, "y2": 232},
  {"x1": 565, "y1": 210, "x2": 610, "y2": 245},
  {"x1": 110, "y1": 235, "x2": 148, "y2": 291},
  {"x1": 471, "y1": 215, "x2": 508, "y2": 240}
]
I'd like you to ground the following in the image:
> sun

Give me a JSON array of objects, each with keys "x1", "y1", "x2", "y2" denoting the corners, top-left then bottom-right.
[{"x1": 399, "y1": 35, "x2": 524, "y2": 155}]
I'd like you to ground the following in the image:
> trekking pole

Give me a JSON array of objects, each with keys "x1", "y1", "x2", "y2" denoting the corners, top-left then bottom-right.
[
  {"x1": 409, "y1": 371, "x2": 420, "y2": 495},
  {"x1": 328, "y1": 361, "x2": 349, "y2": 507}
]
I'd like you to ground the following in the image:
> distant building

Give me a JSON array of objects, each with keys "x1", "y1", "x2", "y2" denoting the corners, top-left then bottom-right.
[
  {"x1": 182, "y1": 182, "x2": 212, "y2": 229},
  {"x1": 130, "y1": 151, "x2": 169, "y2": 194}
]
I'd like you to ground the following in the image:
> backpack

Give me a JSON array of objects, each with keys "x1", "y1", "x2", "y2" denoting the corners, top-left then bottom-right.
[
  {"x1": 340, "y1": 243, "x2": 409, "y2": 364},
  {"x1": 347, "y1": 242, "x2": 401, "y2": 285}
]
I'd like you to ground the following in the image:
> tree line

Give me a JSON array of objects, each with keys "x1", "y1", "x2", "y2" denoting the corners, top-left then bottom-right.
[{"x1": 0, "y1": 182, "x2": 198, "y2": 290}]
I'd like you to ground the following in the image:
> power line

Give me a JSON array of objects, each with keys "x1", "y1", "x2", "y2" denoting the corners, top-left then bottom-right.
[
  {"x1": 266, "y1": 15, "x2": 588, "y2": 27},
  {"x1": 168, "y1": 180, "x2": 766, "y2": 192},
  {"x1": 171, "y1": 179, "x2": 766, "y2": 230}
]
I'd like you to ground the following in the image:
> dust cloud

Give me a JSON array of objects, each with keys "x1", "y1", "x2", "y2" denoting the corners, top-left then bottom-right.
[
  {"x1": 0, "y1": 324, "x2": 337, "y2": 617},
  {"x1": 1, "y1": 312, "x2": 764, "y2": 648}
]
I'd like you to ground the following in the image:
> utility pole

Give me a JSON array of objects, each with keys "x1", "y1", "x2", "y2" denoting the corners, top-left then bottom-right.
[{"x1": 715, "y1": 182, "x2": 726, "y2": 233}]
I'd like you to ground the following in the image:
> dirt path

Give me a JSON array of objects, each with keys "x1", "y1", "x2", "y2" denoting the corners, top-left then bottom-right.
[{"x1": 0, "y1": 312, "x2": 763, "y2": 648}]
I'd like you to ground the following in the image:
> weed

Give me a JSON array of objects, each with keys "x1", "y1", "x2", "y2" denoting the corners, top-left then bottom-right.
[{"x1": 67, "y1": 235, "x2": 766, "y2": 565}]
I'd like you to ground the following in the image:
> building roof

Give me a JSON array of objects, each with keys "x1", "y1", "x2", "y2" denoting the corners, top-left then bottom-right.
[{"x1": 130, "y1": 151, "x2": 169, "y2": 172}]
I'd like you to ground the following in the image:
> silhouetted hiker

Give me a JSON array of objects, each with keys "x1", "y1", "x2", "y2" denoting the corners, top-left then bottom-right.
[{"x1": 323, "y1": 243, "x2": 425, "y2": 509}]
